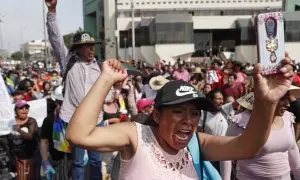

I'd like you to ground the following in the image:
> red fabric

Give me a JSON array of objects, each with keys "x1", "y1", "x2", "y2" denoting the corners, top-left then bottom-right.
[
  {"x1": 223, "y1": 84, "x2": 243, "y2": 99},
  {"x1": 137, "y1": 99, "x2": 154, "y2": 112},
  {"x1": 293, "y1": 74, "x2": 300, "y2": 87},
  {"x1": 211, "y1": 69, "x2": 225, "y2": 90},
  {"x1": 23, "y1": 93, "x2": 33, "y2": 102}
]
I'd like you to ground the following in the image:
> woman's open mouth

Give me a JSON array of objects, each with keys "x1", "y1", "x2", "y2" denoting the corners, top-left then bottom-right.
[{"x1": 175, "y1": 129, "x2": 191, "y2": 142}]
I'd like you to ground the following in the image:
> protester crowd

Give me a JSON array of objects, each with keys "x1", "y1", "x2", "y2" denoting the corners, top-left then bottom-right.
[{"x1": 0, "y1": 0, "x2": 300, "y2": 180}]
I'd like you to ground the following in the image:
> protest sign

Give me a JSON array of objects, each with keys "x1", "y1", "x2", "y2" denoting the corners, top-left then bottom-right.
[
  {"x1": 27, "y1": 99, "x2": 47, "y2": 127},
  {"x1": 0, "y1": 76, "x2": 15, "y2": 135},
  {"x1": 206, "y1": 70, "x2": 219, "y2": 84}
]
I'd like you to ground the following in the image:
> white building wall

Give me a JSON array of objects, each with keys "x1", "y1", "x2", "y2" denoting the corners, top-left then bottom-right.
[
  {"x1": 235, "y1": 42, "x2": 300, "y2": 64},
  {"x1": 193, "y1": 16, "x2": 252, "y2": 29},
  {"x1": 155, "y1": 44, "x2": 195, "y2": 65},
  {"x1": 126, "y1": 47, "x2": 142, "y2": 60},
  {"x1": 117, "y1": 17, "x2": 142, "y2": 30},
  {"x1": 285, "y1": 43, "x2": 300, "y2": 63},
  {"x1": 115, "y1": 0, "x2": 289, "y2": 64},
  {"x1": 117, "y1": 0, "x2": 282, "y2": 11},
  {"x1": 140, "y1": 46, "x2": 157, "y2": 65},
  {"x1": 235, "y1": 45, "x2": 258, "y2": 64}
]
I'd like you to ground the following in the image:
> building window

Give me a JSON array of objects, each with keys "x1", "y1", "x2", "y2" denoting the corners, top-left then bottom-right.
[
  {"x1": 285, "y1": 20, "x2": 300, "y2": 42},
  {"x1": 154, "y1": 22, "x2": 194, "y2": 44}
]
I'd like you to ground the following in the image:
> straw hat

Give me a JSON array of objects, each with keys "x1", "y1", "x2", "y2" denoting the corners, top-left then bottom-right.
[
  {"x1": 149, "y1": 75, "x2": 170, "y2": 91},
  {"x1": 192, "y1": 67, "x2": 202, "y2": 74},
  {"x1": 289, "y1": 85, "x2": 300, "y2": 98},
  {"x1": 236, "y1": 92, "x2": 254, "y2": 110},
  {"x1": 237, "y1": 85, "x2": 300, "y2": 111}
]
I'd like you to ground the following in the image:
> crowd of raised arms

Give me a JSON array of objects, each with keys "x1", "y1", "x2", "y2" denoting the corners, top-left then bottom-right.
[{"x1": 0, "y1": 0, "x2": 300, "y2": 180}]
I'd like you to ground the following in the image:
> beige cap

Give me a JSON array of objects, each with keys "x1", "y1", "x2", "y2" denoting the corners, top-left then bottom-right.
[
  {"x1": 289, "y1": 85, "x2": 300, "y2": 98},
  {"x1": 192, "y1": 67, "x2": 202, "y2": 74},
  {"x1": 149, "y1": 75, "x2": 170, "y2": 91},
  {"x1": 237, "y1": 85, "x2": 300, "y2": 111},
  {"x1": 237, "y1": 92, "x2": 254, "y2": 110}
]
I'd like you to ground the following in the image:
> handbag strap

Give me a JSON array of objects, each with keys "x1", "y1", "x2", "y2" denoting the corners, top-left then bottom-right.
[
  {"x1": 196, "y1": 133, "x2": 204, "y2": 180},
  {"x1": 202, "y1": 111, "x2": 208, "y2": 133}
]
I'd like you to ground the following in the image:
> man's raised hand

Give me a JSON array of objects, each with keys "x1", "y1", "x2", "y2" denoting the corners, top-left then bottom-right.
[{"x1": 45, "y1": 0, "x2": 57, "y2": 13}]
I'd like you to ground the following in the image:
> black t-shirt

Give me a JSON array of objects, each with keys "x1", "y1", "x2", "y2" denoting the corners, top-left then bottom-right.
[
  {"x1": 9, "y1": 118, "x2": 38, "y2": 160},
  {"x1": 288, "y1": 99, "x2": 300, "y2": 123},
  {"x1": 40, "y1": 114, "x2": 68, "y2": 161}
]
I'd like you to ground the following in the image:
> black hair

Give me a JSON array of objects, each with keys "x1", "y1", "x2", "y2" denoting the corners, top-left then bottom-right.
[
  {"x1": 191, "y1": 74, "x2": 204, "y2": 82},
  {"x1": 11, "y1": 90, "x2": 24, "y2": 97},
  {"x1": 206, "y1": 89, "x2": 223, "y2": 101},
  {"x1": 51, "y1": 70, "x2": 58, "y2": 75},
  {"x1": 144, "y1": 72, "x2": 161, "y2": 84},
  {"x1": 227, "y1": 73, "x2": 237, "y2": 80},
  {"x1": 17, "y1": 79, "x2": 34, "y2": 92},
  {"x1": 7, "y1": 70, "x2": 15, "y2": 77},
  {"x1": 42, "y1": 81, "x2": 51, "y2": 90}
]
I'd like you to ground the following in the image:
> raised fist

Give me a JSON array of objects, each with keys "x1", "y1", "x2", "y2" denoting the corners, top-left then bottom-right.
[
  {"x1": 45, "y1": 0, "x2": 57, "y2": 12},
  {"x1": 102, "y1": 59, "x2": 128, "y2": 84}
]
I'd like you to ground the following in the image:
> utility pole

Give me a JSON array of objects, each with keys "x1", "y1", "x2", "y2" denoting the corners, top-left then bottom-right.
[
  {"x1": 124, "y1": 37, "x2": 127, "y2": 60},
  {"x1": 21, "y1": 30, "x2": 24, "y2": 61},
  {"x1": 131, "y1": 0, "x2": 136, "y2": 60},
  {"x1": 42, "y1": 1, "x2": 48, "y2": 69},
  {"x1": 0, "y1": 17, "x2": 3, "y2": 49}
]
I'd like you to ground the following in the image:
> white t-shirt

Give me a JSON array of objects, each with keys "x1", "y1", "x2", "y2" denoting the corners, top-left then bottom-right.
[{"x1": 199, "y1": 103, "x2": 235, "y2": 136}]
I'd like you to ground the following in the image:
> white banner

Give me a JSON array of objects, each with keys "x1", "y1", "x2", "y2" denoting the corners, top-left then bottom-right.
[
  {"x1": 27, "y1": 99, "x2": 47, "y2": 127},
  {"x1": 0, "y1": 76, "x2": 15, "y2": 136}
]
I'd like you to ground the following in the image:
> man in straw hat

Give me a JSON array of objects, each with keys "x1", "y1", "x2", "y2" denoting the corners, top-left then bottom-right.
[{"x1": 45, "y1": 0, "x2": 105, "y2": 179}]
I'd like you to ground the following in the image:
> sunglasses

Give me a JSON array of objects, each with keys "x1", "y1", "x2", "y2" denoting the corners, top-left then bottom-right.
[{"x1": 17, "y1": 105, "x2": 29, "y2": 110}]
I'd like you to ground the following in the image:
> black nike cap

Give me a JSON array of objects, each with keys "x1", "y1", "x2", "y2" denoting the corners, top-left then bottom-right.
[{"x1": 154, "y1": 80, "x2": 217, "y2": 112}]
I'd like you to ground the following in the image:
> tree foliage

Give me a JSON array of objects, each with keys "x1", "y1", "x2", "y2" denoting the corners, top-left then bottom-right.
[
  {"x1": 10, "y1": 51, "x2": 30, "y2": 61},
  {"x1": 11, "y1": 51, "x2": 23, "y2": 60}
]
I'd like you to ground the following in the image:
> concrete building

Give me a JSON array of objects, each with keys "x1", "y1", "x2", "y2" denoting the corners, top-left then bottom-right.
[
  {"x1": 22, "y1": 40, "x2": 51, "y2": 60},
  {"x1": 83, "y1": 0, "x2": 101, "y2": 59},
  {"x1": 84, "y1": 0, "x2": 300, "y2": 65},
  {"x1": 83, "y1": 0, "x2": 117, "y2": 60},
  {"x1": 284, "y1": 0, "x2": 300, "y2": 11},
  {"x1": 0, "y1": 49, "x2": 10, "y2": 59}
]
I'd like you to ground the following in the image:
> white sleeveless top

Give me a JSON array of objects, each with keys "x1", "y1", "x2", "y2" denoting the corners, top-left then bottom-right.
[{"x1": 119, "y1": 123, "x2": 198, "y2": 180}]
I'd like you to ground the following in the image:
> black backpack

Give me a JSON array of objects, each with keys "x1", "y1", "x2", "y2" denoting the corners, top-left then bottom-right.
[{"x1": 0, "y1": 135, "x2": 14, "y2": 180}]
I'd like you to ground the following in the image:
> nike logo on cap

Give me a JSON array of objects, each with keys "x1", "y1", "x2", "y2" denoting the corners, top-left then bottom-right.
[{"x1": 175, "y1": 85, "x2": 198, "y2": 97}]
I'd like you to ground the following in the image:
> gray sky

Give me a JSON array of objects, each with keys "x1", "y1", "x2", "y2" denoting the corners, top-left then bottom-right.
[{"x1": 0, "y1": 0, "x2": 83, "y2": 52}]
